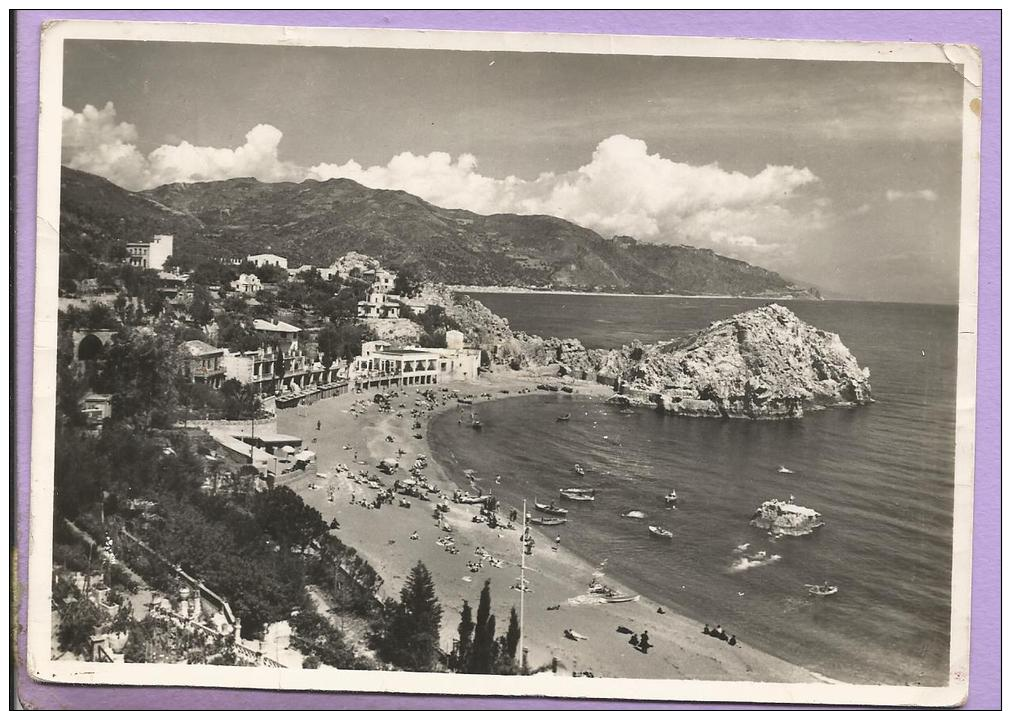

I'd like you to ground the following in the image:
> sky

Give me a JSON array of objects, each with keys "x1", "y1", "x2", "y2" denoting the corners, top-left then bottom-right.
[{"x1": 61, "y1": 40, "x2": 968, "y2": 303}]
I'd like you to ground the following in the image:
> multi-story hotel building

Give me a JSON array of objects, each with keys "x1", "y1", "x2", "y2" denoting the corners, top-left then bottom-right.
[
  {"x1": 125, "y1": 234, "x2": 174, "y2": 270},
  {"x1": 351, "y1": 331, "x2": 481, "y2": 390}
]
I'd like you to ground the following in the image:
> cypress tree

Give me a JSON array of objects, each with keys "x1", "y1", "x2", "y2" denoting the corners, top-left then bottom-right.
[
  {"x1": 382, "y1": 561, "x2": 443, "y2": 671},
  {"x1": 504, "y1": 606, "x2": 521, "y2": 662},
  {"x1": 468, "y1": 580, "x2": 494, "y2": 673},
  {"x1": 455, "y1": 599, "x2": 475, "y2": 671}
]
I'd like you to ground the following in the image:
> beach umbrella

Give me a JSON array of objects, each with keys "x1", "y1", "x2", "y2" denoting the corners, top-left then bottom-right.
[{"x1": 281, "y1": 445, "x2": 296, "y2": 454}]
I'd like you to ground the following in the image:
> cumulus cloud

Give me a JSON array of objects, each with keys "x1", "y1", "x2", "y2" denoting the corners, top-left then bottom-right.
[
  {"x1": 62, "y1": 103, "x2": 300, "y2": 190},
  {"x1": 64, "y1": 105, "x2": 825, "y2": 262},
  {"x1": 886, "y1": 188, "x2": 938, "y2": 202},
  {"x1": 310, "y1": 134, "x2": 823, "y2": 262}
]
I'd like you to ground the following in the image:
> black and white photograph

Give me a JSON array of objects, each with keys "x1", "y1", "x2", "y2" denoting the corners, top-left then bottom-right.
[{"x1": 28, "y1": 21, "x2": 981, "y2": 706}]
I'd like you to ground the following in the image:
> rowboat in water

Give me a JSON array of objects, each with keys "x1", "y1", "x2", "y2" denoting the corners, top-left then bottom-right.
[
  {"x1": 648, "y1": 525, "x2": 674, "y2": 540},
  {"x1": 556, "y1": 413, "x2": 571, "y2": 422},
  {"x1": 573, "y1": 464, "x2": 585, "y2": 477},
  {"x1": 560, "y1": 487, "x2": 596, "y2": 495},
  {"x1": 804, "y1": 583, "x2": 838, "y2": 597},
  {"x1": 664, "y1": 489, "x2": 678, "y2": 505},
  {"x1": 534, "y1": 500, "x2": 569, "y2": 516},
  {"x1": 560, "y1": 491, "x2": 594, "y2": 502}
]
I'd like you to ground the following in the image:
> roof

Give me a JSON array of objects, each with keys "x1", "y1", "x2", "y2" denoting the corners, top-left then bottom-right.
[
  {"x1": 181, "y1": 340, "x2": 224, "y2": 357},
  {"x1": 80, "y1": 391, "x2": 113, "y2": 402},
  {"x1": 248, "y1": 253, "x2": 286, "y2": 260},
  {"x1": 252, "y1": 318, "x2": 301, "y2": 334},
  {"x1": 248, "y1": 433, "x2": 303, "y2": 446},
  {"x1": 380, "y1": 348, "x2": 438, "y2": 357}
]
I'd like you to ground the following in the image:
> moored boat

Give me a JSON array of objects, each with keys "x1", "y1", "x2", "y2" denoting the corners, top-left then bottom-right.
[
  {"x1": 622, "y1": 510, "x2": 647, "y2": 519},
  {"x1": 556, "y1": 413, "x2": 571, "y2": 422},
  {"x1": 648, "y1": 525, "x2": 674, "y2": 540},
  {"x1": 664, "y1": 489, "x2": 678, "y2": 505},
  {"x1": 534, "y1": 500, "x2": 569, "y2": 516},
  {"x1": 560, "y1": 487, "x2": 596, "y2": 495},
  {"x1": 573, "y1": 463, "x2": 585, "y2": 477},
  {"x1": 559, "y1": 490, "x2": 595, "y2": 502},
  {"x1": 805, "y1": 583, "x2": 838, "y2": 596}
]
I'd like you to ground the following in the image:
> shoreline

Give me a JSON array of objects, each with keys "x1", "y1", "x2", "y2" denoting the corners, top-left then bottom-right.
[
  {"x1": 448, "y1": 286, "x2": 816, "y2": 300},
  {"x1": 275, "y1": 371, "x2": 821, "y2": 682}
]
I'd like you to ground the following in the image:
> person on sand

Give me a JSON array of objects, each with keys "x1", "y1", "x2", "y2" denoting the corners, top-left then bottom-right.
[
  {"x1": 316, "y1": 420, "x2": 321, "y2": 431},
  {"x1": 657, "y1": 607, "x2": 666, "y2": 615},
  {"x1": 703, "y1": 623, "x2": 711, "y2": 635},
  {"x1": 728, "y1": 634, "x2": 737, "y2": 647},
  {"x1": 640, "y1": 630, "x2": 650, "y2": 652},
  {"x1": 629, "y1": 634, "x2": 639, "y2": 647}
]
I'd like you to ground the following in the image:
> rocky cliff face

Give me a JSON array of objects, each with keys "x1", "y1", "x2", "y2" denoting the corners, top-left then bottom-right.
[{"x1": 600, "y1": 304, "x2": 872, "y2": 419}]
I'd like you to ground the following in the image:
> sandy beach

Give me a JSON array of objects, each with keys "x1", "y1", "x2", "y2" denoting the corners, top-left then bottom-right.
[{"x1": 276, "y1": 372, "x2": 818, "y2": 682}]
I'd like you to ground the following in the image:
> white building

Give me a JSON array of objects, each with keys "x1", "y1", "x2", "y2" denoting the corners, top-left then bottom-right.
[
  {"x1": 351, "y1": 331, "x2": 480, "y2": 390},
  {"x1": 247, "y1": 253, "x2": 289, "y2": 270},
  {"x1": 231, "y1": 273, "x2": 262, "y2": 294},
  {"x1": 125, "y1": 234, "x2": 174, "y2": 270},
  {"x1": 221, "y1": 343, "x2": 348, "y2": 399},
  {"x1": 252, "y1": 318, "x2": 301, "y2": 350},
  {"x1": 289, "y1": 264, "x2": 338, "y2": 281},
  {"x1": 357, "y1": 290, "x2": 402, "y2": 319},
  {"x1": 365, "y1": 268, "x2": 397, "y2": 293}
]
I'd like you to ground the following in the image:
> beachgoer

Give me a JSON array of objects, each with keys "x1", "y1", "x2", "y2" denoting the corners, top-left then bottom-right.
[
  {"x1": 316, "y1": 420, "x2": 321, "y2": 431},
  {"x1": 728, "y1": 635, "x2": 737, "y2": 646},
  {"x1": 657, "y1": 607, "x2": 666, "y2": 615},
  {"x1": 641, "y1": 630, "x2": 650, "y2": 648},
  {"x1": 703, "y1": 624, "x2": 711, "y2": 635},
  {"x1": 629, "y1": 634, "x2": 639, "y2": 647}
]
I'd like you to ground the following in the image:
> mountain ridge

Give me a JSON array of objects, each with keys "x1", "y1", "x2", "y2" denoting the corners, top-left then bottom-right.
[{"x1": 59, "y1": 166, "x2": 818, "y2": 298}]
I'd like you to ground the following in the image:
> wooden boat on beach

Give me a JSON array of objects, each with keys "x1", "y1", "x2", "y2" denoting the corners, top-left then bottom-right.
[
  {"x1": 534, "y1": 500, "x2": 569, "y2": 516},
  {"x1": 530, "y1": 516, "x2": 567, "y2": 526},
  {"x1": 603, "y1": 594, "x2": 640, "y2": 604},
  {"x1": 560, "y1": 487, "x2": 596, "y2": 495},
  {"x1": 648, "y1": 525, "x2": 674, "y2": 540}
]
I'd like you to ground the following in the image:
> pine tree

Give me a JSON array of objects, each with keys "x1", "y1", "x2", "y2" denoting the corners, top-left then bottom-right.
[
  {"x1": 504, "y1": 606, "x2": 521, "y2": 662},
  {"x1": 455, "y1": 599, "x2": 475, "y2": 672},
  {"x1": 468, "y1": 580, "x2": 495, "y2": 673},
  {"x1": 381, "y1": 561, "x2": 443, "y2": 671}
]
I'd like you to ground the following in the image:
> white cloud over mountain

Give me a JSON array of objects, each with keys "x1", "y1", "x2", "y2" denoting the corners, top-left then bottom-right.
[{"x1": 62, "y1": 102, "x2": 825, "y2": 264}]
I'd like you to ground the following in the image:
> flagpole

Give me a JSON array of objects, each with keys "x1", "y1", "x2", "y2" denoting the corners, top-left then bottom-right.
[{"x1": 519, "y1": 497, "x2": 526, "y2": 671}]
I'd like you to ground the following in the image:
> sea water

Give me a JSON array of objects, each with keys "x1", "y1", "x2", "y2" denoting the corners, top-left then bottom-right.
[{"x1": 428, "y1": 295, "x2": 957, "y2": 685}]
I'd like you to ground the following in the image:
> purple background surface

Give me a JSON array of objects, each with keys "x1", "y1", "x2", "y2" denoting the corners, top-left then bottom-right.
[{"x1": 14, "y1": 10, "x2": 1000, "y2": 709}]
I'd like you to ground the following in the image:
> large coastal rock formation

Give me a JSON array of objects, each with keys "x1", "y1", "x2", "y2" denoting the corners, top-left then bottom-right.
[
  {"x1": 600, "y1": 304, "x2": 872, "y2": 419},
  {"x1": 424, "y1": 287, "x2": 870, "y2": 420}
]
